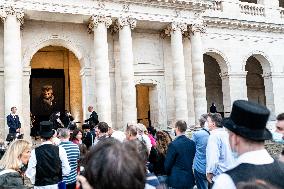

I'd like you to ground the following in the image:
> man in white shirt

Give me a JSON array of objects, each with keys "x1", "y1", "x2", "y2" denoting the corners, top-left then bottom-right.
[
  {"x1": 206, "y1": 113, "x2": 235, "y2": 187},
  {"x1": 26, "y1": 121, "x2": 70, "y2": 189},
  {"x1": 213, "y1": 100, "x2": 284, "y2": 189}
]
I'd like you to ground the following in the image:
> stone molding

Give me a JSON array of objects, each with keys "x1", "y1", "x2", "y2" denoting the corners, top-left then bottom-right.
[
  {"x1": 23, "y1": 67, "x2": 31, "y2": 76},
  {"x1": 263, "y1": 72, "x2": 284, "y2": 78},
  {"x1": 204, "y1": 17, "x2": 284, "y2": 33},
  {"x1": 88, "y1": 14, "x2": 112, "y2": 33},
  {"x1": 80, "y1": 67, "x2": 92, "y2": 77},
  {"x1": 0, "y1": 5, "x2": 24, "y2": 25},
  {"x1": 134, "y1": 78, "x2": 160, "y2": 85},
  {"x1": 219, "y1": 71, "x2": 248, "y2": 79}
]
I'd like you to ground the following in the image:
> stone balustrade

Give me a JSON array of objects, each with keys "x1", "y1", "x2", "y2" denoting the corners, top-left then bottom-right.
[
  {"x1": 239, "y1": 2, "x2": 265, "y2": 16},
  {"x1": 209, "y1": 0, "x2": 222, "y2": 11}
]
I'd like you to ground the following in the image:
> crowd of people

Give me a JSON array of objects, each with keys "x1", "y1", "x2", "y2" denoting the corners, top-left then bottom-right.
[{"x1": 0, "y1": 101, "x2": 283, "y2": 189}]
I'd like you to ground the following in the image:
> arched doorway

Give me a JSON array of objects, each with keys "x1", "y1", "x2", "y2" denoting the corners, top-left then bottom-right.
[
  {"x1": 30, "y1": 46, "x2": 83, "y2": 134},
  {"x1": 244, "y1": 54, "x2": 275, "y2": 118},
  {"x1": 203, "y1": 54, "x2": 224, "y2": 115},
  {"x1": 245, "y1": 56, "x2": 265, "y2": 105}
]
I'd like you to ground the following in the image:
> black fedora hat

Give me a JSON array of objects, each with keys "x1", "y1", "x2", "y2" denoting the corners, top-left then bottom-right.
[
  {"x1": 222, "y1": 100, "x2": 272, "y2": 141},
  {"x1": 39, "y1": 121, "x2": 55, "y2": 138}
]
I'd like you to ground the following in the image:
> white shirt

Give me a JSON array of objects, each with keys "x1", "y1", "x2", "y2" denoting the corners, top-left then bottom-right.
[
  {"x1": 26, "y1": 141, "x2": 71, "y2": 189},
  {"x1": 212, "y1": 149, "x2": 274, "y2": 189}
]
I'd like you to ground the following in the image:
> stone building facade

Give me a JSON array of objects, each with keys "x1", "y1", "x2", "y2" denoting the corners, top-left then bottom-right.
[{"x1": 0, "y1": 0, "x2": 284, "y2": 140}]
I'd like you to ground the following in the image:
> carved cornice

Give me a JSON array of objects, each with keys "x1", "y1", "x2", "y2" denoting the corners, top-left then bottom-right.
[
  {"x1": 106, "y1": 0, "x2": 212, "y2": 11},
  {"x1": 115, "y1": 17, "x2": 137, "y2": 30},
  {"x1": 88, "y1": 15, "x2": 112, "y2": 33},
  {"x1": 9, "y1": 0, "x2": 208, "y2": 24},
  {"x1": 204, "y1": 17, "x2": 284, "y2": 33},
  {"x1": 0, "y1": 5, "x2": 24, "y2": 25}
]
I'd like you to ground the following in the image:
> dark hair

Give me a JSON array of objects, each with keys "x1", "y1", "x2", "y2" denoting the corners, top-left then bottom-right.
[
  {"x1": 70, "y1": 129, "x2": 82, "y2": 141},
  {"x1": 199, "y1": 114, "x2": 208, "y2": 127},
  {"x1": 282, "y1": 148, "x2": 284, "y2": 156},
  {"x1": 10, "y1": 107, "x2": 16, "y2": 111},
  {"x1": 175, "y1": 120, "x2": 187, "y2": 132},
  {"x1": 84, "y1": 138, "x2": 146, "y2": 189},
  {"x1": 208, "y1": 113, "x2": 223, "y2": 128},
  {"x1": 276, "y1": 113, "x2": 284, "y2": 121},
  {"x1": 97, "y1": 122, "x2": 109, "y2": 133}
]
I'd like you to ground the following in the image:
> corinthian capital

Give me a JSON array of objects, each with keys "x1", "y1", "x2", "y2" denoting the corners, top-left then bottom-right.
[
  {"x1": 0, "y1": 6, "x2": 24, "y2": 25},
  {"x1": 163, "y1": 22, "x2": 187, "y2": 37},
  {"x1": 115, "y1": 17, "x2": 137, "y2": 30},
  {"x1": 189, "y1": 24, "x2": 206, "y2": 34},
  {"x1": 88, "y1": 14, "x2": 112, "y2": 32}
]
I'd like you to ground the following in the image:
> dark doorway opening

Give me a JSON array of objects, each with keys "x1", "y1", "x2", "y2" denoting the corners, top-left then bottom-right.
[{"x1": 30, "y1": 69, "x2": 65, "y2": 136}]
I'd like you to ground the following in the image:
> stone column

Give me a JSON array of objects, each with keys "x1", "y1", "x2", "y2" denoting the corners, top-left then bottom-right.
[
  {"x1": 220, "y1": 72, "x2": 247, "y2": 117},
  {"x1": 1, "y1": 7, "x2": 24, "y2": 135},
  {"x1": 165, "y1": 22, "x2": 189, "y2": 122},
  {"x1": 190, "y1": 24, "x2": 207, "y2": 123},
  {"x1": 262, "y1": 72, "x2": 275, "y2": 118},
  {"x1": 183, "y1": 37, "x2": 195, "y2": 124},
  {"x1": 116, "y1": 17, "x2": 137, "y2": 127},
  {"x1": 23, "y1": 67, "x2": 31, "y2": 140},
  {"x1": 89, "y1": 15, "x2": 112, "y2": 126}
]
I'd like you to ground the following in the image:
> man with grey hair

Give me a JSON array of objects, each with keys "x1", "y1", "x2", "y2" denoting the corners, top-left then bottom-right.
[{"x1": 59, "y1": 128, "x2": 80, "y2": 189}]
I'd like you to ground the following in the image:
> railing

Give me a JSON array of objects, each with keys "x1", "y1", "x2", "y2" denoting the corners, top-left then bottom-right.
[
  {"x1": 239, "y1": 2, "x2": 265, "y2": 16},
  {"x1": 208, "y1": 0, "x2": 222, "y2": 11}
]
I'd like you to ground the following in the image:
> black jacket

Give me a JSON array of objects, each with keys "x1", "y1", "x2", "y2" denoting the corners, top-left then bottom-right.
[{"x1": 164, "y1": 135, "x2": 196, "y2": 189}]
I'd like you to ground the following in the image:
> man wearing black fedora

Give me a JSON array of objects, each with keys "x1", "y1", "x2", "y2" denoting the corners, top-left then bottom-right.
[
  {"x1": 26, "y1": 121, "x2": 71, "y2": 189},
  {"x1": 213, "y1": 100, "x2": 284, "y2": 189}
]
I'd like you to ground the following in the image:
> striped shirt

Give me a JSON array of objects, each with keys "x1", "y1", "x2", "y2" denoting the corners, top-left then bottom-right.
[{"x1": 59, "y1": 141, "x2": 80, "y2": 184}]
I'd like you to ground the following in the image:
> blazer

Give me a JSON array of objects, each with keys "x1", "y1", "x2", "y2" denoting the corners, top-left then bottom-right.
[
  {"x1": 7, "y1": 114, "x2": 21, "y2": 134},
  {"x1": 164, "y1": 135, "x2": 196, "y2": 189}
]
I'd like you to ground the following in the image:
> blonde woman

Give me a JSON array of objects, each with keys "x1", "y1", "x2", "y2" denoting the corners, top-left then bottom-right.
[{"x1": 0, "y1": 139, "x2": 32, "y2": 188}]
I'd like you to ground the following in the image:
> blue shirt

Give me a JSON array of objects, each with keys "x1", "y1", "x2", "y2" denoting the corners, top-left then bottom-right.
[
  {"x1": 60, "y1": 141, "x2": 80, "y2": 184},
  {"x1": 206, "y1": 128, "x2": 235, "y2": 181},
  {"x1": 192, "y1": 129, "x2": 210, "y2": 174}
]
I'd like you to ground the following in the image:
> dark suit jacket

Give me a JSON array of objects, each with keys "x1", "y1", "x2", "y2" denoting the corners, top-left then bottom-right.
[
  {"x1": 7, "y1": 114, "x2": 21, "y2": 134},
  {"x1": 164, "y1": 135, "x2": 196, "y2": 189},
  {"x1": 85, "y1": 111, "x2": 99, "y2": 126}
]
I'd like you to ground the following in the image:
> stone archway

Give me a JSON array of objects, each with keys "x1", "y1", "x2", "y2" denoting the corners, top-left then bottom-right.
[
  {"x1": 21, "y1": 36, "x2": 92, "y2": 139},
  {"x1": 244, "y1": 53, "x2": 275, "y2": 117},
  {"x1": 203, "y1": 49, "x2": 230, "y2": 117}
]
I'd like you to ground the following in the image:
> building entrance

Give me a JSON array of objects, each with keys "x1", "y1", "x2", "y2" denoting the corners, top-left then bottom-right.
[
  {"x1": 136, "y1": 85, "x2": 151, "y2": 127},
  {"x1": 29, "y1": 46, "x2": 83, "y2": 136}
]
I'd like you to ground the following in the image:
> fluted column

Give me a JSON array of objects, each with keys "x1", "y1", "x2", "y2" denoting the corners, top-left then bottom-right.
[
  {"x1": 190, "y1": 24, "x2": 207, "y2": 123},
  {"x1": 89, "y1": 15, "x2": 113, "y2": 126},
  {"x1": 116, "y1": 17, "x2": 137, "y2": 127},
  {"x1": 1, "y1": 6, "x2": 24, "y2": 134},
  {"x1": 165, "y1": 23, "x2": 189, "y2": 122}
]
